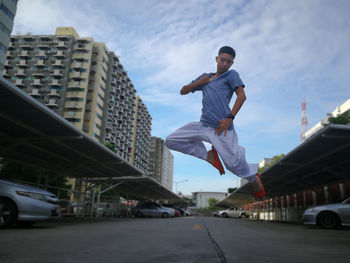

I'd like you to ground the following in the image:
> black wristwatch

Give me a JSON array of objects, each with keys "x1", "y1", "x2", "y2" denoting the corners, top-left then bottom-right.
[{"x1": 227, "y1": 113, "x2": 235, "y2": 120}]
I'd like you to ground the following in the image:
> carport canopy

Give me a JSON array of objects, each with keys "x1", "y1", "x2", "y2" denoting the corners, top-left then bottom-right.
[
  {"x1": 88, "y1": 176, "x2": 189, "y2": 206},
  {"x1": 218, "y1": 124, "x2": 350, "y2": 207},
  {"x1": 0, "y1": 78, "x2": 142, "y2": 178}
]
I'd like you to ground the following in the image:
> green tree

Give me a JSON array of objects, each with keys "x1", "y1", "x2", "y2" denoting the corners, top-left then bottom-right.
[
  {"x1": 228, "y1": 187, "x2": 237, "y2": 193},
  {"x1": 104, "y1": 141, "x2": 117, "y2": 153},
  {"x1": 258, "y1": 154, "x2": 285, "y2": 173},
  {"x1": 328, "y1": 112, "x2": 350, "y2": 125},
  {"x1": 208, "y1": 198, "x2": 218, "y2": 208}
]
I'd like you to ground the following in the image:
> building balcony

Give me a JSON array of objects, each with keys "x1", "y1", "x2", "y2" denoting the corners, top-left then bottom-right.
[
  {"x1": 56, "y1": 41, "x2": 67, "y2": 49},
  {"x1": 53, "y1": 50, "x2": 66, "y2": 58},
  {"x1": 75, "y1": 45, "x2": 89, "y2": 52},
  {"x1": 32, "y1": 79, "x2": 42, "y2": 87},
  {"x1": 71, "y1": 62, "x2": 84, "y2": 69},
  {"x1": 68, "y1": 81, "x2": 82, "y2": 89},
  {"x1": 46, "y1": 99, "x2": 58, "y2": 108},
  {"x1": 19, "y1": 44, "x2": 33, "y2": 50},
  {"x1": 2, "y1": 70, "x2": 8, "y2": 76},
  {"x1": 53, "y1": 61, "x2": 65, "y2": 68},
  {"x1": 64, "y1": 111, "x2": 78, "y2": 119},
  {"x1": 48, "y1": 89, "x2": 60, "y2": 97},
  {"x1": 70, "y1": 72, "x2": 84, "y2": 80},
  {"x1": 17, "y1": 60, "x2": 28, "y2": 68},
  {"x1": 65, "y1": 101, "x2": 80, "y2": 109},
  {"x1": 51, "y1": 69, "x2": 63, "y2": 77},
  {"x1": 36, "y1": 50, "x2": 47, "y2": 57},
  {"x1": 37, "y1": 43, "x2": 50, "y2": 49},
  {"x1": 49, "y1": 79, "x2": 61, "y2": 87},
  {"x1": 83, "y1": 124, "x2": 90, "y2": 132},
  {"x1": 4, "y1": 61, "x2": 12, "y2": 69},
  {"x1": 15, "y1": 79, "x2": 24, "y2": 87},
  {"x1": 29, "y1": 89, "x2": 41, "y2": 98},
  {"x1": 35, "y1": 60, "x2": 46, "y2": 67},
  {"x1": 19, "y1": 51, "x2": 30, "y2": 58},
  {"x1": 106, "y1": 122, "x2": 113, "y2": 131},
  {"x1": 6, "y1": 51, "x2": 13, "y2": 59},
  {"x1": 15, "y1": 69, "x2": 26, "y2": 77},
  {"x1": 85, "y1": 104, "x2": 92, "y2": 112},
  {"x1": 66, "y1": 92, "x2": 83, "y2": 99},
  {"x1": 32, "y1": 72, "x2": 45, "y2": 78}
]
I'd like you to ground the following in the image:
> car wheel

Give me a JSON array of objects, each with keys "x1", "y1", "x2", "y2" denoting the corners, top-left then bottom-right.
[
  {"x1": 16, "y1": 221, "x2": 36, "y2": 228},
  {"x1": 136, "y1": 211, "x2": 143, "y2": 217},
  {"x1": 0, "y1": 198, "x2": 17, "y2": 228},
  {"x1": 239, "y1": 213, "x2": 246, "y2": 218},
  {"x1": 222, "y1": 213, "x2": 228, "y2": 218},
  {"x1": 317, "y1": 212, "x2": 340, "y2": 229},
  {"x1": 162, "y1": 212, "x2": 170, "y2": 218}
]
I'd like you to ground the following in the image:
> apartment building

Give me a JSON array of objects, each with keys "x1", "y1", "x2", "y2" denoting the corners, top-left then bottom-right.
[
  {"x1": 130, "y1": 96, "x2": 152, "y2": 174},
  {"x1": 304, "y1": 98, "x2": 350, "y2": 140},
  {"x1": 0, "y1": 0, "x2": 17, "y2": 74},
  {"x1": 3, "y1": 27, "x2": 152, "y2": 173},
  {"x1": 104, "y1": 52, "x2": 137, "y2": 162},
  {"x1": 148, "y1": 136, "x2": 174, "y2": 191}
]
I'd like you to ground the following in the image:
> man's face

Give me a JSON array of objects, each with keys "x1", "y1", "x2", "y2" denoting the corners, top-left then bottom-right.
[{"x1": 216, "y1": 53, "x2": 234, "y2": 74}]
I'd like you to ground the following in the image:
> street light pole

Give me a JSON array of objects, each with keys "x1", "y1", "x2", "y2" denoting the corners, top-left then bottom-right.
[{"x1": 174, "y1": 179, "x2": 188, "y2": 195}]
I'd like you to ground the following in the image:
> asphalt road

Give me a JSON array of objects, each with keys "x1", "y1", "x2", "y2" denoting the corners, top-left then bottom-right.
[{"x1": 0, "y1": 216, "x2": 349, "y2": 263}]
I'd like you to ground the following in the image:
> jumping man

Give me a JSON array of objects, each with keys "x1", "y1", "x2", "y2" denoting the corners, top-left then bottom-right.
[{"x1": 165, "y1": 46, "x2": 265, "y2": 199}]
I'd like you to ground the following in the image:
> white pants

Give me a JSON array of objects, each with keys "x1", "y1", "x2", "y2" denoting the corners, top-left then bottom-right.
[{"x1": 165, "y1": 122, "x2": 257, "y2": 182}]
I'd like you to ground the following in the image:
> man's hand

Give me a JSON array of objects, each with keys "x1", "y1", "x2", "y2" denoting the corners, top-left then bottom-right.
[
  {"x1": 180, "y1": 74, "x2": 210, "y2": 95},
  {"x1": 215, "y1": 118, "x2": 233, "y2": 136},
  {"x1": 198, "y1": 75, "x2": 210, "y2": 86}
]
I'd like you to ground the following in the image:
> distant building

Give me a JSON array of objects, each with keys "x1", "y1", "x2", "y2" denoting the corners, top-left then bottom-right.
[
  {"x1": 148, "y1": 136, "x2": 174, "y2": 191},
  {"x1": 258, "y1": 158, "x2": 274, "y2": 169},
  {"x1": 0, "y1": 0, "x2": 18, "y2": 74},
  {"x1": 305, "y1": 98, "x2": 350, "y2": 140},
  {"x1": 192, "y1": 191, "x2": 227, "y2": 209}
]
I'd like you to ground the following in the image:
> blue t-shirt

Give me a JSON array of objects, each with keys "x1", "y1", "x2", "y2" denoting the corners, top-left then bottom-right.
[{"x1": 191, "y1": 69, "x2": 245, "y2": 130}]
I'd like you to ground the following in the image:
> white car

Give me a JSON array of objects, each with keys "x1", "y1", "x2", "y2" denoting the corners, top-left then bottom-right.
[
  {"x1": 302, "y1": 197, "x2": 350, "y2": 229},
  {"x1": 219, "y1": 207, "x2": 251, "y2": 218}
]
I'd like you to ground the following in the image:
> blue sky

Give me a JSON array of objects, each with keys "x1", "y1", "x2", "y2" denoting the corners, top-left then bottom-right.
[{"x1": 13, "y1": 0, "x2": 350, "y2": 195}]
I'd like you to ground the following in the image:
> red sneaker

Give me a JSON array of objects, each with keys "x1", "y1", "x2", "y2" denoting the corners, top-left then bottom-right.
[
  {"x1": 211, "y1": 146, "x2": 225, "y2": 175},
  {"x1": 254, "y1": 173, "x2": 265, "y2": 200}
]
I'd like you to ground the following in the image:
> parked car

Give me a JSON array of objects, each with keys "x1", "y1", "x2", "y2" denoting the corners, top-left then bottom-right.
[
  {"x1": 94, "y1": 202, "x2": 115, "y2": 217},
  {"x1": 185, "y1": 208, "x2": 193, "y2": 216},
  {"x1": 162, "y1": 204, "x2": 183, "y2": 216},
  {"x1": 302, "y1": 197, "x2": 350, "y2": 229},
  {"x1": 0, "y1": 179, "x2": 60, "y2": 228},
  {"x1": 219, "y1": 207, "x2": 251, "y2": 218},
  {"x1": 132, "y1": 202, "x2": 175, "y2": 218},
  {"x1": 212, "y1": 210, "x2": 221, "y2": 217}
]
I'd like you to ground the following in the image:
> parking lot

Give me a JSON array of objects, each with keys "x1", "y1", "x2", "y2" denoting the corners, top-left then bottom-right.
[{"x1": 0, "y1": 216, "x2": 349, "y2": 263}]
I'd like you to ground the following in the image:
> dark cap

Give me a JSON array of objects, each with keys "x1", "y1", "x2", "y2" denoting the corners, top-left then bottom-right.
[{"x1": 218, "y1": 46, "x2": 236, "y2": 58}]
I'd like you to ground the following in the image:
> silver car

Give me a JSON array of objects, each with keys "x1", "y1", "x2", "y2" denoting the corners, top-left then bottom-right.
[
  {"x1": 132, "y1": 202, "x2": 175, "y2": 218},
  {"x1": 0, "y1": 179, "x2": 60, "y2": 228},
  {"x1": 219, "y1": 207, "x2": 251, "y2": 218},
  {"x1": 302, "y1": 197, "x2": 350, "y2": 229}
]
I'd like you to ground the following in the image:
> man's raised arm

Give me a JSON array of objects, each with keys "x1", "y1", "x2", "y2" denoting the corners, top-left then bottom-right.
[{"x1": 180, "y1": 75, "x2": 210, "y2": 95}]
